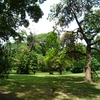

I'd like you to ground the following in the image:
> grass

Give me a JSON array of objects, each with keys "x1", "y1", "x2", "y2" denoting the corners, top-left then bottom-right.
[{"x1": 0, "y1": 72, "x2": 100, "y2": 100}]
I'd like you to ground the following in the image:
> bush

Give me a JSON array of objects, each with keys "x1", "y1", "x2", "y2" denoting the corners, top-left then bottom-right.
[
  {"x1": 91, "y1": 57, "x2": 100, "y2": 71},
  {"x1": 70, "y1": 59, "x2": 85, "y2": 73},
  {"x1": 70, "y1": 65, "x2": 83, "y2": 73}
]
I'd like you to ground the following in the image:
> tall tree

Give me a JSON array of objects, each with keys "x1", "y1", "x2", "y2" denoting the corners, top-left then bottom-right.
[
  {"x1": 49, "y1": 0, "x2": 100, "y2": 82},
  {"x1": 44, "y1": 31, "x2": 60, "y2": 74}
]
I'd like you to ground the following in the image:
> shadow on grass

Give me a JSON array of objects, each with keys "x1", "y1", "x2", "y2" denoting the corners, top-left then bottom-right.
[
  {"x1": 0, "y1": 89, "x2": 23, "y2": 100},
  {"x1": 57, "y1": 76, "x2": 100, "y2": 99},
  {"x1": 0, "y1": 74, "x2": 100, "y2": 100}
]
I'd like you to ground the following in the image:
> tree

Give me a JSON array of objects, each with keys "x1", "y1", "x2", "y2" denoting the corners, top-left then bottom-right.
[
  {"x1": 0, "y1": 0, "x2": 46, "y2": 42},
  {"x1": 49, "y1": 0, "x2": 100, "y2": 82},
  {"x1": 44, "y1": 31, "x2": 60, "y2": 74},
  {"x1": 81, "y1": 10, "x2": 100, "y2": 81},
  {"x1": 27, "y1": 51, "x2": 38, "y2": 74},
  {"x1": 45, "y1": 48, "x2": 57, "y2": 74},
  {"x1": 0, "y1": 44, "x2": 11, "y2": 78},
  {"x1": 37, "y1": 54, "x2": 46, "y2": 72},
  {"x1": 71, "y1": 58, "x2": 85, "y2": 73},
  {"x1": 0, "y1": 0, "x2": 46, "y2": 75},
  {"x1": 27, "y1": 32, "x2": 36, "y2": 51},
  {"x1": 35, "y1": 33, "x2": 48, "y2": 56},
  {"x1": 61, "y1": 34, "x2": 86, "y2": 73},
  {"x1": 11, "y1": 42, "x2": 38, "y2": 74},
  {"x1": 45, "y1": 31, "x2": 60, "y2": 51}
]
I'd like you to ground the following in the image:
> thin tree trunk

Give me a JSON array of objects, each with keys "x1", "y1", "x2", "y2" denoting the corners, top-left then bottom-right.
[{"x1": 85, "y1": 46, "x2": 92, "y2": 82}]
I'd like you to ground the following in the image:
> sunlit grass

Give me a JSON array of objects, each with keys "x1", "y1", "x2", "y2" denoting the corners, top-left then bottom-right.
[{"x1": 0, "y1": 72, "x2": 100, "y2": 100}]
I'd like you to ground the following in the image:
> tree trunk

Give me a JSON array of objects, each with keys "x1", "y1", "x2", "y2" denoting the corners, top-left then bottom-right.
[{"x1": 85, "y1": 46, "x2": 92, "y2": 82}]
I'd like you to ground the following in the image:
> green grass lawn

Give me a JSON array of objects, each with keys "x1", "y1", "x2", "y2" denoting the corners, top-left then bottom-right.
[{"x1": 0, "y1": 72, "x2": 100, "y2": 100}]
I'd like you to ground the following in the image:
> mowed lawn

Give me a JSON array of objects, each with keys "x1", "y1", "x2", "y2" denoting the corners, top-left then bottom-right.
[{"x1": 0, "y1": 72, "x2": 100, "y2": 100}]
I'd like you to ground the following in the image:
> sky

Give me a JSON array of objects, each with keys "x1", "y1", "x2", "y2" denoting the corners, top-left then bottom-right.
[
  {"x1": 9, "y1": 0, "x2": 61, "y2": 43},
  {"x1": 22, "y1": 0, "x2": 60, "y2": 35}
]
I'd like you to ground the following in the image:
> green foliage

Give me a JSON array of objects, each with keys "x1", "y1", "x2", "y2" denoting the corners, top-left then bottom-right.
[
  {"x1": 0, "y1": 0, "x2": 46, "y2": 42},
  {"x1": 45, "y1": 48, "x2": 57, "y2": 73},
  {"x1": 70, "y1": 56, "x2": 100, "y2": 73},
  {"x1": 61, "y1": 32, "x2": 76, "y2": 48},
  {"x1": 96, "y1": 36, "x2": 100, "y2": 46},
  {"x1": 0, "y1": 44, "x2": 11, "y2": 78},
  {"x1": 10, "y1": 42, "x2": 38, "y2": 74},
  {"x1": 27, "y1": 33, "x2": 36, "y2": 51},
  {"x1": 69, "y1": 44, "x2": 86, "y2": 73},
  {"x1": 49, "y1": 0, "x2": 99, "y2": 26},
  {"x1": 70, "y1": 59, "x2": 85, "y2": 73},
  {"x1": 35, "y1": 33, "x2": 48, "y2": 56},
  {"x1": 91, "y1": 57, "x2": 100, "y2": 71},
  {"x1": 80, "y1": 10, "x2": 100, "y2": 40},
  {"x1": 0, "y1": 0, "x2": 46, "y2": 74},
  {"x1": 45, "y1": 31, "x2": 60, "y2": 51},
  {"x1": 3, "y1": 0, "x2": 44, "y2": 23},
  {"x1": 37, "y1": 54, "x2": 47, "y2": 72},
  {"x1": 49, "y1": 0, "x2": 100, "y2": 82}
]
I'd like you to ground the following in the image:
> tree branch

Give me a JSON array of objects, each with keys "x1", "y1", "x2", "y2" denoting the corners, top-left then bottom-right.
[
  {"x1": 91, "y1": 47, "x2": 100, "y2": 52},
  {"x1": 91, "y1": 33, "x2": 98, "y2": 40},
  {"x1": 91, "y1": 39, "x2": 100, "y2": 45},
  {"x1": 69, "y1": 50, "x2": 86, "y2": 56},
  {"x1": 70, "y1": 7, "x2": 88, "y2": 44}
]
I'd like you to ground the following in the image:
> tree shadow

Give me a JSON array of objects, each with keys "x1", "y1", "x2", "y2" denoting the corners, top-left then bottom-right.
[
  {"x1": 56, "y1": 76, "x2": 100, "y2": 99},
  {"x1": 0, "y1": 91, "x2": 23, "y2": 100},
  {"x1": 0, "y1": 74, "x2": 100, "y2": 100}
]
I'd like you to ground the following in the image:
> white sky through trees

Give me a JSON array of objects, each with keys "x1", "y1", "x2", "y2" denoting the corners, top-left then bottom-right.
[
  {"x1": 11, "y1": 0, "x2": 81, "y2": 44},
  {"x1": 21, "y1": 0, "x2": 79, "y2": 35},
  {"x1": 21, "y1": 0, "x2": 60, "y2": 35},
  {"x1": 17, "y1": 0, "x2": 86, "y2": 47},
  {"x1": 9, "y1": 0, "x2": 61, "y2": 43}
]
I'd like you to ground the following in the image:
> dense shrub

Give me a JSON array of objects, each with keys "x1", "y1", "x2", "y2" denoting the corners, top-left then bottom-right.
[
  {"x1": 70, "y1": 65, "x2": 83, "y2": 73},
  {"x1": 70, "y1": 59, "x2": 85, "y2": 73}
]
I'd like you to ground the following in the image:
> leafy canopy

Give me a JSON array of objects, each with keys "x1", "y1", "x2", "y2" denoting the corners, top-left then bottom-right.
[
  {"x1": 49, "y1": 0, "x2": 100, "y2": 27},
  {"x1": 0, "y1": 0, "x2": 46, "y2": 42}
]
